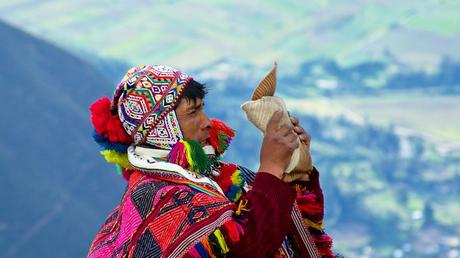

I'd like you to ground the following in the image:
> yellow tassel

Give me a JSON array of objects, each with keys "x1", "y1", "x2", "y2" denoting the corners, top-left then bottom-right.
[
  {"x1": 230, "y1": 169, "x2": 243, "y2": 185},
  {"x1": 100, "y1": 150, "x2": 132, "y2": 169},
  {"x1": 213, "y1": 229, "x2": 230, "y2": 254},
  {"x1": 303, "y1": 217, "x2": 324, "y2": 231},
  {"x1": 235, "y1": 199, "x2": 250, "y2": 216}
]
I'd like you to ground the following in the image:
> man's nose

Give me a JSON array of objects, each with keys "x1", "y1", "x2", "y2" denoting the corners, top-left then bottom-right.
[{"x1": 201, "y1": 112, "x2": 212, "y2": 129}]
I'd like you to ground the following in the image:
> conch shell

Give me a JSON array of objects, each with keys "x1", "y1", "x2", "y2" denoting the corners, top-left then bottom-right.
[{"x1": 241, "y1": 63, "x2": 313, "y2": 181}]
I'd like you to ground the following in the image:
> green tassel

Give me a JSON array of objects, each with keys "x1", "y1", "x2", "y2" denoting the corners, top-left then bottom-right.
[{"x1": 183, "y1": 139, "x2": 212, "y2": 173}]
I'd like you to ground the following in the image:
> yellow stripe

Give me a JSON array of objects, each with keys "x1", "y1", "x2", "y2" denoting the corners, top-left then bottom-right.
[
  {"x1": 165, "y1": 178, "x2": 220, "y2": 197},
  {"x1": 182, "y1": 140, "x2": 195, "y2": 167}
]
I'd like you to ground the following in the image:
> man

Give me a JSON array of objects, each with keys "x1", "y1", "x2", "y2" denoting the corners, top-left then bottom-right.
[{"x1": 88, "y1": 65, "x2": 335, "y2": 257}]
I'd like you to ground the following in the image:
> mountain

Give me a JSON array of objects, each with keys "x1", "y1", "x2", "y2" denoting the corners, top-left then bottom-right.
[{"x1": 0, "y1": 20, "x2": 125, "y2": 257}]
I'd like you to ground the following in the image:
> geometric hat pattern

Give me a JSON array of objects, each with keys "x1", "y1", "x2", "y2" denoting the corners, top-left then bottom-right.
[{"x1": 111, "y1": 65, "x2": 192, "y2": 149}]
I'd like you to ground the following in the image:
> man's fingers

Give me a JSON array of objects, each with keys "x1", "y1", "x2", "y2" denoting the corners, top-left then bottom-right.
[
  {"x1": 266, "y1": 110, "x2": 283, "y2": 133},
  {"x1": 290, "y1": 116, "x2": 299, "y2": 126},
  {"x1": 293, "y1": 126, "x2": 304, "y2": 134}
]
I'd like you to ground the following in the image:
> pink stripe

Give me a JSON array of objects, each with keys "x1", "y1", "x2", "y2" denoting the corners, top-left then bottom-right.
[{"x1": 89, "y1": 193, "x2": 143, "y2": 257}]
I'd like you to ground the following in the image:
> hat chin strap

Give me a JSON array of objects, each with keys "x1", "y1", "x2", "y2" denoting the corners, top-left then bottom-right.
[
  {"x1": 126, "y1": 144, "x2": 224, "y2": 195},
  {"x1": 128, "y1": 144, "x2": 216, "y2": 166}
]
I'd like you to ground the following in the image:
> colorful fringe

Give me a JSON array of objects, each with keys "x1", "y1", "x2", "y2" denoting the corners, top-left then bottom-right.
[
  {"x1": 185, "y1": 220, "x2": 244, "y2": 258},
  {"x1": 168, "y1": 138, "x2": 212, "y2": 173},
  {"x1": 209, "y1": 119, "x2": 235, "y2": 155},
  {"x1": 212, "y1": 163, "x2": 245, "y2": 202},
  {"x1": 294, "y1": 184, "x2": 334, "y2": 257}
]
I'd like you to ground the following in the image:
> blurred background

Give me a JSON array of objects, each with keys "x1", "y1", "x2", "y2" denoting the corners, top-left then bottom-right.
[{"x1": 0, "y1": 0, "x2": 459, "y2": 257}]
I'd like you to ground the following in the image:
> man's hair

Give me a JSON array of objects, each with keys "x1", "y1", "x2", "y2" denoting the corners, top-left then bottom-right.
[{"x1": 180, "y1": 79, "x2": 207, "y2": 104}]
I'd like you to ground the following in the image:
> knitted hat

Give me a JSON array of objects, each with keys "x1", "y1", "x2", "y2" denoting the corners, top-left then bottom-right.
[
  {"x1": 112, "y1": 65, "x2": 192, "y2": 149},
  {"x1": 90, "y1": 65, "x2": 235, "y2": 175}
]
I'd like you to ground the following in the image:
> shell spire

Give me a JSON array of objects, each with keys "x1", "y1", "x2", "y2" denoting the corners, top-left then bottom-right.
[{"x1": 251, "y1": 62, "x2": 277, "y2": 100}]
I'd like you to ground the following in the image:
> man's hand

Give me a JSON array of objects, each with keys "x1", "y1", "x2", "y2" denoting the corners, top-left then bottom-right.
[{"x1": 258, "y1": 111, "x2": 299, "y2": 179}]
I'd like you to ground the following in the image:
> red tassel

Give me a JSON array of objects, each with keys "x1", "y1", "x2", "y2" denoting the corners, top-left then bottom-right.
[
  {"x1": 213, "y1": 163, "x2": 238, "y2": 193},
  {"x1": 209, "y1": 119, "x2": 235, "y2": 153},
  {"x1": 211, "y1": 119, "x2": 235, "y2": 137},
  {"x1": 297, "y1": 202, "x2": 323, "y2": 219},
  {"x1": 222, "y1": 220, "x2": 242, "y2": 244},
  {"x1": 89, "y1": 97, "x2": 132, "y2": 144},
  {"x1": 297, "y1": 193, "x2": 324, "y2": 219}
]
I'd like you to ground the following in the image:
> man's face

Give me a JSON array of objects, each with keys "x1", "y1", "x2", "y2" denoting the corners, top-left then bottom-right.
[{"x1": 175, "y1": 98, "x2": 211, "y2": 146}]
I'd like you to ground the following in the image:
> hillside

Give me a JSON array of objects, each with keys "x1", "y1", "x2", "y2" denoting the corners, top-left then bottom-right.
[{"x1": 0, "y1": 20, "x2": 125, "y2": 257}]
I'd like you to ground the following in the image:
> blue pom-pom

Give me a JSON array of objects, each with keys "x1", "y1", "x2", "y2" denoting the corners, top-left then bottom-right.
[
  {"x1": 227, "y1": 185, "x2": 242, "y2": 202},
  {"x1": 93, "y1": 130, "x2": 129, "y2": 153}
]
